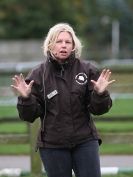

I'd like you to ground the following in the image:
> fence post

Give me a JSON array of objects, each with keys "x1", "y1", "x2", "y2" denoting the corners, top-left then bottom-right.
[{"x1": 29, "y1": 119, "x2": 42, "y2": 176}]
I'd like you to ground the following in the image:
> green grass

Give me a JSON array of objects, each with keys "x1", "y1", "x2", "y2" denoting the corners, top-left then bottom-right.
[
  {"x1": 95, "y1": 121, "x2": 133, "y2": 133},
  {"x1": 0, "y1": 144, "x2": 30, "y2": 155},
  {"x1": 0, "y1": 121, "x2": 133, "y2": 134},
  {"x1": 0, "y1": 98, "x2": 132, "y2": 122},
  {"x1": 102, "y1": 99, "x2": 133, "y2": 118},
  {"x1": 0, "y1": 98, "x2": 133, "y2": 119},
  {"x1": 0, "y1": 122, "x2": 28, "y2": 134},
  {"x1": 0, "y1": 98, "x2": 133, "y2": 155},
  {"x1": 100, "y1": 143, "x2": 133, "y2": 155},
  {"x1": 0, "y1": 106, "x2": 18, "y2": 118},
  {"x1": 0, "y1": 75, "x2": 12, "y2": 87},
  {"x1": 0, "y1": 143, "x2": 133, "y2": 155}
]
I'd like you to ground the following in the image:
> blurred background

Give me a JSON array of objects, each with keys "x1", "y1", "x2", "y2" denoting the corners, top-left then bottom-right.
[
  {"x1": 0, "y1": 0, "x2": 133, "y2": 62},
  {"x1": 0, "y1": 0, "x2": 133, "y2": 176}
]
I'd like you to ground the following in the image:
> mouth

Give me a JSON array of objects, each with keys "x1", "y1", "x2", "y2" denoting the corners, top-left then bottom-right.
[
  {"x1": 60, "y1": 50, "x2": 67, "y2": 54},
  {"x1": 59, "y1": 51, "x2": 68, "y2": 57}
]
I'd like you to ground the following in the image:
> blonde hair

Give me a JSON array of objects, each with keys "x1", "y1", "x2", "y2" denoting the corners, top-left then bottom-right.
[{"x1": 43, "y1": 23, "x2": 82, "y2": 58}]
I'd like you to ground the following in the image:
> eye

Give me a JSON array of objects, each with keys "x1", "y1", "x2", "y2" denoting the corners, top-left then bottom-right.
[
  {"x1": 66, "y1": 41, "x2": 72, "y2": 44},
  {"x1": 56, "y1": 40, "x2": 62, "y2": 43}
]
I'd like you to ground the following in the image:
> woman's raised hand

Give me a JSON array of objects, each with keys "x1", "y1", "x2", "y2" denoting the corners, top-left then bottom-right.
[
  {"x1": 11, "y1": 73, "x2": 34, "y2": 98},
  {"x1": 91, "y1": 69, "x2": 115, "y2": 94}
]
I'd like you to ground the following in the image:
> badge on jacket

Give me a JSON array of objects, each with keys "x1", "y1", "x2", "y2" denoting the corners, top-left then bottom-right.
[
  {"x1": 47, "y1": 90, "x2": 58, "y2": 99},
  {"x1": 75, "y1": 73, "x2": 88, "y2": 85}
]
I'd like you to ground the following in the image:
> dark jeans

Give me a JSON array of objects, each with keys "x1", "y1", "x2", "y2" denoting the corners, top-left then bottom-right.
[{"x1": 39, "y1": 140, "x2": 101, "y2": 177}]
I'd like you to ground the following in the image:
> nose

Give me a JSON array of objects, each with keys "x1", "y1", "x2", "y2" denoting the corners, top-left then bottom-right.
[{"x1": 62, "y1": 41, "x2": 66, "y2": 47}]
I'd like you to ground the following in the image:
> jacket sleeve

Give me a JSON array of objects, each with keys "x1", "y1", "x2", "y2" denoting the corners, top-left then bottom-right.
[
  {"x1": 17, "y1": 66, "x2": 45, "y2": 123},
  {"x1": 89, "y1": 90, "x2": 112, "y2": 115},
  {"x1": 17, "y1": 92, "x2": 44, "y2": 123},
  {"x1": 87, "y1": 63, "x2": 112, "y2": 115}
]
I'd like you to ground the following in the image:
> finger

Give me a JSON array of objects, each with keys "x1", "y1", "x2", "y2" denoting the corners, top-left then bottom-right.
[
  {"x1": 105, "y1": 70, "x2": 111, "y2": 80},
  {"x1": 20, "y1": 73, "x2": 25, "y2": 82},
  {"x1": 91, "y1": 80, "x2": 97, "y2": 85},
  {"x1": 12, "y1": 77, "x2": 19, "y2": 86},
  {"x1": 28, "y1": 80, "x2": 34, "y2": 88},
  {"x1": 99, "y1": 69, "x2": 107, "y2": 78},
  {"x1": 11, "y1": 85, "x2": 18, "y2": 90},
  {"x1": 10, "y1": 85, "x2": 19, "y2": 95},
  {"x1": 108, "y1": 79, "x2": 116, "y2": 85},
  {"x1": 14, "y1": 75, "x2": 21, "y2": 84}
]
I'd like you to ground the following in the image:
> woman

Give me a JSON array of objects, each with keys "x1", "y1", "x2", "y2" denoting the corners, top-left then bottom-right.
[{"x1": 11, "y1": 23, "x2": 115, "y2": 177}]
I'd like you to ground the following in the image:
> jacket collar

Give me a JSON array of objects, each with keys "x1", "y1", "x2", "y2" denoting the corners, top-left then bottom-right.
[{"x1": 47, "y1": 52, "x2": 76, "y2": 70}]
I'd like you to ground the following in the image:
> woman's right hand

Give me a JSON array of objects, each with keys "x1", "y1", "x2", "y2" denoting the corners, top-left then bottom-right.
[{"x1": 11, "y1": 73, "x2": 34, "y2": 98}]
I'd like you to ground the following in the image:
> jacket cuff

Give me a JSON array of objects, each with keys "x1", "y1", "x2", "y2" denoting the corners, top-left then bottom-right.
[
  {"x1": 92, "y1": 90, "x2": 109, "y2": 100},
  {"x1": 18, "y1": 95, "x2": 35, "y2": 105}
]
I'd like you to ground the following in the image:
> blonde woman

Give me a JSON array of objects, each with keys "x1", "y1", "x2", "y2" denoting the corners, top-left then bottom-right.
[{"x1": 11, "y1": 23, "x2": 115, "y2": 177}]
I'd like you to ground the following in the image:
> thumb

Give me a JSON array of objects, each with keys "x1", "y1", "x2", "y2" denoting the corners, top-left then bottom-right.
[
  {"x1": 91, "y1": 80, "x2": 96, "y2": 85},
  {"x1": 28, "y1": 80, "x2": 34, "y2": 88}
]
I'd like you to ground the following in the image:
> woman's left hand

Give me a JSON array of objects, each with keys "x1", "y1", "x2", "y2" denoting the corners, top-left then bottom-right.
[{"x1": 91, "y1": 69, "x2": 115, "y2": 94}]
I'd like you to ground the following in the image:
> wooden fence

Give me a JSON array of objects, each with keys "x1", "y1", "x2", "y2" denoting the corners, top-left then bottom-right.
[
  {"x1": 0, "y1": 118, "x2": 42, "y2": 175},
  {"x1": 0, "y1": 115, "x2": 133, "y2": 175}
]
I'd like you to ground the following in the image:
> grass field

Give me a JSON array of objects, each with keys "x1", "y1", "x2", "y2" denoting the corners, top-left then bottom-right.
[
  {"x1": 100, "y1": 143, "x2": 133, "y2": 155},
  {"x1": 0, "y1": 98, "x2": 133, "y2": 118},
  {"x1": 0, "y1": 122, "x2": 27, "y2": 134},
  {"x1": 0, "y1": 98, "x2": 133, "y2": 155},
  {"x1": 0, "y1": 121, "x2": 133, "y2": 134},
  {"x1": 1, "y1": 143, "x2": 133, "y2": 155},
  {"x1": 95, "y1": 121, "x2": 133, "y2": 133},
  {"x1": 100, "y1": 98, "x2": 133, "y2": 118}
]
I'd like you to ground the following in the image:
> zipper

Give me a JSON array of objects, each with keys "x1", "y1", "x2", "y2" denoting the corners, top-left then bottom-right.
[{"x1": 60, "y1": 64, "x2": 65, "y2": 77}]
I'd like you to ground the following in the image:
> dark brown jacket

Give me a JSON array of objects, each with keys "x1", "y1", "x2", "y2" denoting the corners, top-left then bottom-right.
[{"x1": 17, "y1": 55, "x2": 112, "y2": 148}]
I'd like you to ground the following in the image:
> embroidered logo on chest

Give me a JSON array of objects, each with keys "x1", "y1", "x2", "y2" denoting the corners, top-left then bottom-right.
[{"x1": 75, "y1": 73, "x2": 88, "y2": 85}]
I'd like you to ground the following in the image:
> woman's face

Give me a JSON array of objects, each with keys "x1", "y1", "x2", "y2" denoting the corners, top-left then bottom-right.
[{"x1": 52, "y1": 31, "x2": 74, "y2": 62}]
